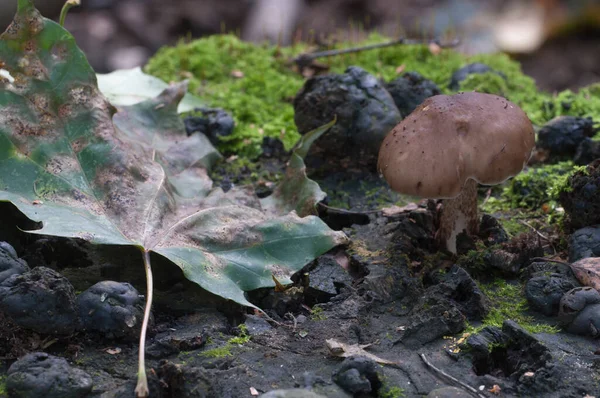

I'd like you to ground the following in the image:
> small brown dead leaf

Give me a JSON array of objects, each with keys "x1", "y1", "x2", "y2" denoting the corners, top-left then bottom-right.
[
  {"x1": 569, "y1": 257, "x2": 600, "y2": 290},
  {"x1": 105, "y1": 347, "x2": 122, "y2": 355},
  {"x1": 231, "y1": 70, "x2": 244, "y2": 78},
  {"x1": 488, "y1": 385, "x2": 501, "y2": 394},
  {"x1": 271, "y1": 273, "x2": 287, "y2": 292},
  {"x1": 395, "y1": 64, "x2": 406, "y2": 74},
  {"x1": 326, "y1": 339, "x2": 398, "y2": 366}
]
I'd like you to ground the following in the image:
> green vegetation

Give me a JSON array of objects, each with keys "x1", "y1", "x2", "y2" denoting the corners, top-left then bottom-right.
[
  {"x1": 310, "y1": 305, "x2": 327, "y2": 321},
  {"x1": 379, "y1": 385, "x2": 406, "y2": 398},
  {"x1": 480, "y1": 162, "x2": 587, "y2": 225},
  {"x1": 145, "y1": 33, "x2": 600, "y2": 159},
  {"x1": 507, "y1": 162, "x2": 583, "y2": 210},
  {"x1": 468, "y1": 280, "x2": 560, "y2": 334},
  {"x1": 145, "y1": 35, "x2": 304, "y2": 157},
  {"x1": 199, "y1": 325, "x2": 251, "y2": 358},
  {"x1": 0, "y1": 375, "x2": 6, "y2": 396}
]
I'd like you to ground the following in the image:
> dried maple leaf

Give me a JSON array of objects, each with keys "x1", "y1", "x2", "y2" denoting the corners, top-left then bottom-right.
[{"x1": 570, "y1": 258, "x2": 600, "y2": 290}]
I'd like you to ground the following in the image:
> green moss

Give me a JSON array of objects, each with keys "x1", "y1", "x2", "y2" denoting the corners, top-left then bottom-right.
[
  {"x1": 310, "y1": 305, "x2": 327, "y2": 321},
  {"x1": 199, "y1": 325, "x2": 251, "y2": 358},
  {"x1": 458, "y1": 72, "x2": 509, "y2": 97},
  {"x1": 0, "y1": 375, "x2": 6, "y2": 396},
  {"x1": 145, "y1": 35, "x2": 304, "y2": 157},
  {"x1": 199, "y1": 345, "x2": 234, "y2": 358},
  {"x1": 540, "y1": 83, "x2": 600, "y2": 124},
  {"x1": 229, "y1": 324, "x2": 250, "y2": 344},
  {"x1": 379, "y1": 385, "x2": 406, "y2": 398},
  {"x1": 468, "y1": 280, "x2": 560, "y2": 334},
  {"x1": 498, "y1": 216, "x2": 530, "y2": 237},
  {"x1": 145, "y1": 33, "x2": 600, "y2": 159},
  {"x1": 503, "y1": 161, "x2": 582, "y2": 210}
]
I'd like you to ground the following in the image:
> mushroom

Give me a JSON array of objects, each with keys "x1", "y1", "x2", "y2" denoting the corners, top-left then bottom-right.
[{"x1": 377, "y1": 92, "x2": 535, "y2": 253}]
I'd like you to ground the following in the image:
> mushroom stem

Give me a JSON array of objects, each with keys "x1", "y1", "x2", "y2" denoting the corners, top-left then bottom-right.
[{"x1": 438, "y1": 178, "x2": 479, "y2": 254}]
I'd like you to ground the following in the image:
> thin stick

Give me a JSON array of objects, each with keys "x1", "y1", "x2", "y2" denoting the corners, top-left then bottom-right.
[
  {"x1": 518, "y1": 220, "x2": 550, "y2": 241},
  {"x1": 419, "y1": 354, "x2": 485, "y2": 398},
  {"x1": 135, "y1": 250, "x2": 154, "y2": 398},
  {"x1": 58, "y1": 0, "x2": 80, "y2": 27},
  {"x1": 317, "y1": 202, "x2": 380, "y2": 215},
  {"x1": 293, "y1": 37, "x2": 460, "y2": 68},
  {"x1": 530, "y1": 257, "x2": 570, "y2": 266}
]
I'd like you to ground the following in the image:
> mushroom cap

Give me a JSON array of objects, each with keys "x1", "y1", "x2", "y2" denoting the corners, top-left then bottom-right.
[{"x1": 377, "y1": 92, "x2": 535, "y2": 199}]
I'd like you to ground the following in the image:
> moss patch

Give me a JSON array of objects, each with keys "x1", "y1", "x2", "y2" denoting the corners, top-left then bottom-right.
[
  {"x1": 145, "y1": 33, "x2": 600, "y2": 159},
  {"x1": 145, "y1": 35, "x2": 304, "y2": 157},
  {"x1": 199, "y1": 325, "x2": 251, "y2": 358},
  {"x1": 379, "y1": 385, "x2": 406, "y2": 398},
  {"x1": 468, "y1": 280, "x2": 559, "y2": 334},
  {"x1": 482, "y1": 162, "x2": 587, "y2": 220}
]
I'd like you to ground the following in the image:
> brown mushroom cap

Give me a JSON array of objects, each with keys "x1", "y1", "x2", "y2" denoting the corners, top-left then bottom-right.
[{"x1": 377, "y1": 92, "x2": 535, "y2": 198}]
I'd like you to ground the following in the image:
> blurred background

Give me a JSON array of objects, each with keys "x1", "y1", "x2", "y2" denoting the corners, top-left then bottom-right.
[{"x1": 0, "y1": 0, "x2": 599, "y2": 92}]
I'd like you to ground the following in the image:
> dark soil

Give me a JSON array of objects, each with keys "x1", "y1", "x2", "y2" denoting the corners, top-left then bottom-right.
[{"x1": 2, "y1": 151, "x2": 600, "y2": 397}]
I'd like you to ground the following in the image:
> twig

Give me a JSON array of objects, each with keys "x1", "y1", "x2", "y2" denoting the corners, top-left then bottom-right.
[
  {"x1": 420, "y1": 353, "x2": 486, "y2": 398},
  {"x1": 284, "y1": 312, "x2": 298, "y2": 332},
  {"x1": 518, "y1": 220, "x2": 550, "y2": 241},
  {"x1": 293, "y1": 37, "x2": 460, "y2": 69},
  {"x1": 317, "y1": 202, "x2": 380, "y2": 215},
  {"x1": 530, "y1": 257, "x2": 570, "y2": 266}
]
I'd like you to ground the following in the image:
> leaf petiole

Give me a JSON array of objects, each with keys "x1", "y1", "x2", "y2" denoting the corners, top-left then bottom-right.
[
  {"x1": 58, "y1": 0, "x2": 80, "y2": 27},
  {"x1": 134, "y1": 249, "x2": 153, "y2": 398}
]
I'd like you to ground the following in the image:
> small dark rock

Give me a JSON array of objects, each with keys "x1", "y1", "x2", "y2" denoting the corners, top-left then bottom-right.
[
  {"x1": 316, "y1": 205, "x2": 370, "y2": 230},
  {"x1": 478, "y1": 215, "x2": 509, "y2": 246},
  {"x1": 401, "y1": 302, "x2": 465, "y2": 347},
  {"x1": 147, "y1": 311, "x2": 226, "y2": 358},
  {"x1": 158, "y1": 361, "x2": 213, "y2": 398},
  {"x1": 6, "y1": 352, "x2": 93, "y2": 398},
  {"x1": 385, "y1": 71, "x2": 441, "y2": 117},
  {"x1": 449, "y1": 63, "x2": 506, "y2": 90},
  {"x1": 467, "y1": 320, "x2": 550, "y2": 377},
  {"x1": 0, "y1": 267, "x2": 79, "y2": 334},
  {"x1": 248, "y1": 288, "x2": 304, "y2": 318},
  {"x1": 332, "y1": 356, "x2": 383, "y2": 395},
  {"x1": 465, "y1": 326, "x2": 507, "y2": 374},
  {"x1": 558, "y1": 287, "x2": 600, "y2": 327},
  {"x1": 384, "y1": 207, "x2": 437, "y2": 257},
  {"x1": 293, "y1": 66, "x2": 401, "y2": 167},
  {"x1": 261, "y1": 136, "x2": 287, "y2": 159},
  {"x1": 536, "y1": 116, "x2": 598, "y2": 161},
  {"x1": 525, "y1": 270, "x2": 580, "y2": 316},
  {"x1": 244, "y1": 314, "x2": 273, "y2": 336},
  {"x1": 426, "y1": 266, "x2": 490, "y2": 320},
  {"x1": 184, "y1": 107, "x2": 235, "y2": 146},
  {"x1": 0, "y1": 241, "x2": 29, "y2": 285},
  {"x1": 361, "y1": 252, "x2": 419, "y2": 305},
  {"x1": 77, "y1": 280, "x2": 145, "y2": 340},
  {"x1": 559, "y1": 159, "x2": 600, "y2": 230},
  {"x1": 574, "y1": 138, "x2": 600, "y2": 165},
  {"x1": 563, "y1": 303, "x2": 600, "y2": 337},
  {"x1": 568, "y1": 225, "x2": 600, "y2": 261},
  {"x1": 299, "y1": 255, "x2": 353, "y2": 306}
]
